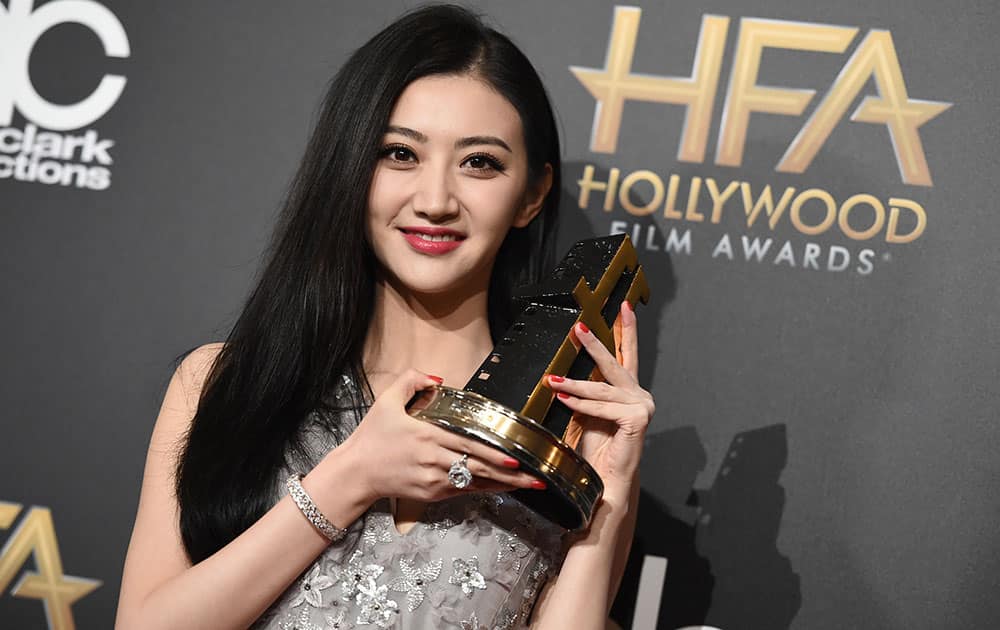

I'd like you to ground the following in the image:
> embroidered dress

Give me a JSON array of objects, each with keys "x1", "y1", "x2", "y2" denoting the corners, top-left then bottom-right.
[{"x1": 251, "y1": 379, "x2": 566, "y2": 629}]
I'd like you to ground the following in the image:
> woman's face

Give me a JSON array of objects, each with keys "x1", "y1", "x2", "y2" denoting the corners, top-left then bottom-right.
[{"x1": 367, "y1": 73, "x2": 550, "y2": 297}]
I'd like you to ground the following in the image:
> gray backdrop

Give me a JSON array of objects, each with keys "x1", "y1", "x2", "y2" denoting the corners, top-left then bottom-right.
[{"x1": 1, "y1": 1, "x2": 997, "y2": 628}]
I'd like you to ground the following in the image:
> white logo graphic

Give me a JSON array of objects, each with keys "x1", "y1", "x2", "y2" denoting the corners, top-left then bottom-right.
[
  {"x1": 0, "y1": 0, "x2": 129, "y2": 130},
  {"x1": 0, "y1": 0, "x2": 128, "y2": 190}
]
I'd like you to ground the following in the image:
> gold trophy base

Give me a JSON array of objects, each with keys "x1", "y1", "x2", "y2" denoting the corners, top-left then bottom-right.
[{"x1": 408, "y1": 385, "x2": 603, "y2": 531}]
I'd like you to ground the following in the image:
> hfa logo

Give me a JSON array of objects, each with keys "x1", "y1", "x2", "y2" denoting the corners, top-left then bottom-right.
[
  {"x1": 0, "y1": 0, "x2": 129, "y2": 190},
  {"x1": 0, "y1": 502, "x2": 100, "y2": 630},
  {"x1": 568, "y1": 5, "x2": 952, "y2": 276},
  {"x1": 571, "y1": 5, "x2": 950, "y2": 186}
]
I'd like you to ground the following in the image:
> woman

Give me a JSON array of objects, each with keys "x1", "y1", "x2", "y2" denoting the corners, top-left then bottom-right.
[{"x1": 116, "y1": 5, "x2": 654, "y2": 629}]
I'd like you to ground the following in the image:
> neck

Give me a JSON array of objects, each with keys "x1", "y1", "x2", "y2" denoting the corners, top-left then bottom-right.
[{"x1": 364, "y1": 274, "x2": 495, "y2": 395}]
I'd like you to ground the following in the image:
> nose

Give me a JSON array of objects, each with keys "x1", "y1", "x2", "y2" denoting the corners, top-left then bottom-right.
[{"x1": 412, "y1": 164, "x2": 460, "y2": 221}]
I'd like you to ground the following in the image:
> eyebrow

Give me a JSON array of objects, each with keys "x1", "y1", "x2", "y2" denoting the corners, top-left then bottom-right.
[
  {"x1": 386, "y1": 125, "x2": 427, "y2": 143},
  {"x1": 385, "y1": 126, "x2": 512, "y2": 153},
  {"x1": 455, "y1": 135, "x2": 512, "y2": 152}
]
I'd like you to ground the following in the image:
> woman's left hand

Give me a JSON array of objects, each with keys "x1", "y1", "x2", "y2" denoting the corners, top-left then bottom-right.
[{"x1": 546, "y1": 301, "x2": 655, "y2": 499}]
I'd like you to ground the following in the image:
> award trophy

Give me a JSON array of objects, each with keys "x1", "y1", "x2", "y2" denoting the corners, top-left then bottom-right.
[{"x1": 408, "y1": 234, "x2": 649, "y2": 530}]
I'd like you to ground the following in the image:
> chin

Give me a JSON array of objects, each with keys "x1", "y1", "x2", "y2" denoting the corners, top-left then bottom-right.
[
  {"x1": 379, "y1": 259, "x2": 492, "y2": 300},
  {"x1": 400, "y1": 276, "x2": 479, "y2": 298}
]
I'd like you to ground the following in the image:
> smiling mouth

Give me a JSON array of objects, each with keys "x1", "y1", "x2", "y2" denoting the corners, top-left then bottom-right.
[
  {"x1": 399, "y1": 228, "x2": 466, "y2": 254},
  {"x1": 407, "y1": 232, "x2": 461, "y2": 242},
  {"x1": 399, "y1": 227, "x2": 466, "y2": 240}
]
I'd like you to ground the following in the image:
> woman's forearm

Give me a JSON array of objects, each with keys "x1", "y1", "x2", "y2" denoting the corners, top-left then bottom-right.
[
  {"x1": 531, "y1": 487, "x2": 635, "y2": 630},
  {"x1": 608, "y1": 474, "x2": 640, "y2": 602},
  {"x1": 116, "y1": 446, "x2": 371, "y2": 630},
  {"x1": 120, "y1": 498, "x2": 330, "y2": 630}
]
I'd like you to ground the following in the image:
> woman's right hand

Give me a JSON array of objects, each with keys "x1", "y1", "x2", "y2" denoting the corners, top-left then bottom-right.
[{"x1": 327, "y1": 369, "x2": 546, "y2": 505}]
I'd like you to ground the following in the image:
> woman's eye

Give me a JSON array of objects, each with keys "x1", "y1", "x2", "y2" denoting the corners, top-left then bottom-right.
[
  {"x1": 463, "y1": 153, "x2": 506, "y2": 173},
  {"x1": 380, "y1": 145, "x2": 415, "y2": 163}
]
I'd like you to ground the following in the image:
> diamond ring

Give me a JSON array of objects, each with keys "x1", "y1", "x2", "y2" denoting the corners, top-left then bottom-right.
[{"x1": 448, "y1": 453, "x2": 473, "y2": 489}]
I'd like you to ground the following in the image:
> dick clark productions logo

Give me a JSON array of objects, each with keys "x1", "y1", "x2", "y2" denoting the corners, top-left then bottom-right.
[{"x1": 0, "y1": 0, "x2": 129, "y2": 190}]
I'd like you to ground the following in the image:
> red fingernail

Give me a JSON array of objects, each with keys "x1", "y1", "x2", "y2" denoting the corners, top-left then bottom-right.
[
  {"x1": 557, "y1": 392, "x2": 570, "y2": 400},
  {"x1": 428, "y1": 375, "x2": 444, "y2": 384},
  {"x1": 547, "y1": 374, "x2": 565, "y2": 384},
  {"x1": 623, "y1": 300, "x2": 633, "y2": 313},
  {"x1": 502, "y1": 457, "x2": 520, "y2": 469},
  {"x1": 530, "y1": 479, "x2": 547, "y2": 490},
  {"x1": 577, "y1": 322, "x2": 590, "y2": 334}
]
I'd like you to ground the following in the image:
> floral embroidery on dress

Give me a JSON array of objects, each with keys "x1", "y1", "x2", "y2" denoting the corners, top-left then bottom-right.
[
  {"x1": 291, "y1": 564, "x2": 337, "y2": 608},
  {"x1": 355, "y1": 577, "x2": 399, "y2": 627},
  {"x1": 339, "y1": 550, "x2": 385, "y2": 601},
  {"x1": 456, "y1": 513, "x2": 494, "y2": 543},
  {"x1": 460, "y1": 611, "x2": 485, "y2": 630},
  {"x1": 387, "y1": 558, "x2": 442, "y2": 612},
  {"x1": 362, "y1": 512, "x2": 395, "y2": 550},
  {"x1": 279, "y1": 606, "x2": 324, "y2": 630},
  {"x1": 449, "y1": 556, "x2": 487, "y2": 597},
  {"x1": 425, "y1": 517, "x2": 457, "y2": 539},
  {"x1": 324, "y1": 606, "x2": 355, "y2": 630},
  {"x1": 494, "y1": 532, "x2": 531, "y2": 574},
  {"x1": 388, "y1": 526, "x2": 438, "y2": 564}
]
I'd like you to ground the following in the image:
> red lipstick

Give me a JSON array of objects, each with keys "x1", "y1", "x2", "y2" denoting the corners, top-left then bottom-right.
[{"x1": 399, "y1": 226, "x2": 465, "y2": 255}]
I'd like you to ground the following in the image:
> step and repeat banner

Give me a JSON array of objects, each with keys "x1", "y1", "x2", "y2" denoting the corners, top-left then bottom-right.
[{"x1": 2, "y1": 1, "x2": 997, "y2": 628}]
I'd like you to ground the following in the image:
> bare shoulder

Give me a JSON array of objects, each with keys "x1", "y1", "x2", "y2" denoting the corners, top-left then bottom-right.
[
  {"x1": 179, "y1": 342, "x2": 225, "y2": 384},
  {"x1": 175, "y1": 342, "x2": 225, "y2": 414},
  {"x1": 145, "y1": 343, "x2": 225, "y2": 451}
]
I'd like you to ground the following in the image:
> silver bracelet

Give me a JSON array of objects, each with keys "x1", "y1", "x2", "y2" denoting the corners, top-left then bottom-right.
[{"x1": 286, "y1": 473, "x2": 347, "y2": 543}]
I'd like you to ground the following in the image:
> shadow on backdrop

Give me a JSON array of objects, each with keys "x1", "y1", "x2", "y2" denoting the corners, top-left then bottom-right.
[
  {"x1": 610, "y1": 427, "x2": 714, "y2": 628},
  {"x1": 611, "y1": 424, "x2": 801, "y2": 630}
]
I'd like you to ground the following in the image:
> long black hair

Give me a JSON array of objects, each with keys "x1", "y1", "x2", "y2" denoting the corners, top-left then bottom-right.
[{"x1": 175, "y1": 4, "x2": 562, "y2": 563}]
